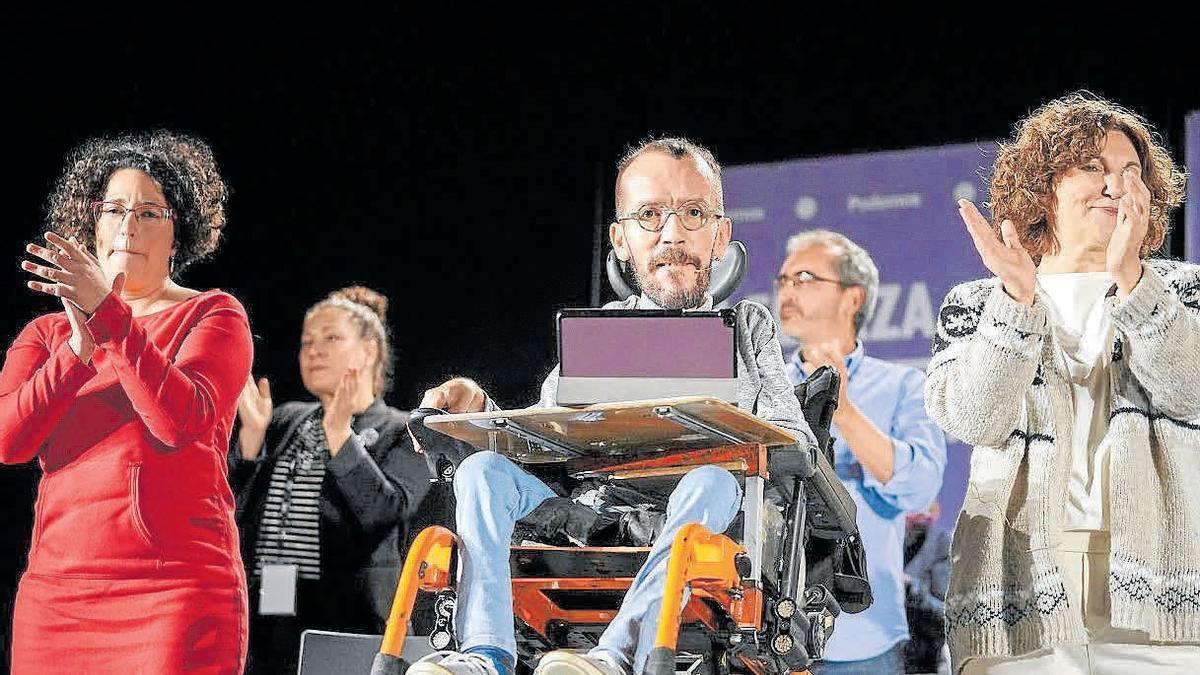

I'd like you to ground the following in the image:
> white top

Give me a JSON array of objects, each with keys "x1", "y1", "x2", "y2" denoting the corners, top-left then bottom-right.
[{"x1": 1036, "y1": 272, "x2": 1115, "y2": 532}]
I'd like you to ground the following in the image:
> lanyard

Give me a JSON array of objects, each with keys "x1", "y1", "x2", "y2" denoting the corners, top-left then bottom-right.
[{"x1": 278, "y1": 414, "x2": 328, "y2": 538}]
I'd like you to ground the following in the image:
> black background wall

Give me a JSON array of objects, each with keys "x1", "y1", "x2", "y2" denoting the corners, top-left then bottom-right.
[{"x1": 2, "y1": 7, "x2": 1198, "y2": 669}]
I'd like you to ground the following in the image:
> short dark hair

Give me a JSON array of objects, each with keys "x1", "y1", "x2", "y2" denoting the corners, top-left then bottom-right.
[
  {"x1": 45, "y1": 130, "x2": 229, "y2": 274},
  {"x1": 614, "y1": 136, "x2": 723, "y2": 215}
]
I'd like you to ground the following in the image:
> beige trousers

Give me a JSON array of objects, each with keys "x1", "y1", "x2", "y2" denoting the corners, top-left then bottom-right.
[{"x1": 962, "y1": 532, "x2": 1200, "y2": 674}]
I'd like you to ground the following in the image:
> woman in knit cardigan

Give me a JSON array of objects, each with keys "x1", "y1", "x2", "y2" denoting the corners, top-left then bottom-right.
[{"x1": 926, "y1": 92, "x2": 1196, "y2": 673}]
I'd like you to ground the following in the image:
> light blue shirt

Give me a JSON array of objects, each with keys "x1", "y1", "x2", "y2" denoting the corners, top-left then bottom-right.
[{"x1": 785, "y1": 342, "x2": 947, "y2": 662}]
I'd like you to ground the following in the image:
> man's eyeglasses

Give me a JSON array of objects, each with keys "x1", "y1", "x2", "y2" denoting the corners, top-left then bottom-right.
[
  {"x1": 616, "y1": 201, "x2": 724, "y2": 233},
  {"x1": 89, "y1": 200, "x2": 174, "y2": 225},
  {"x1": 772, "y1": 270, "x2": 844, "y2": 290}
]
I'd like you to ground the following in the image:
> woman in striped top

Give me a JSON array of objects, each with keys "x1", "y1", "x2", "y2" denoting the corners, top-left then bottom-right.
[{"x1": 228, "y1": 286, "x2": 431, "y2": 674}]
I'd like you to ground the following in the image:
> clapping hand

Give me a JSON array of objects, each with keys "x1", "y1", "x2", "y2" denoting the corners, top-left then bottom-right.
[
  {"x1": 22, "y1": 233, "x2": 124, "y2": 361},
  {"x1": 958, "y1": 200, "x2": 1036, "y2": 306},
  {"x1": 323, "y1": 368, "x2": 359, "y2": 456},
  {"x1": 236, "y1": 377, "x2": 273, "y2": 460},
  {"x1": 1106, "y1": 168, "x2": 1151, "y2": 297}
]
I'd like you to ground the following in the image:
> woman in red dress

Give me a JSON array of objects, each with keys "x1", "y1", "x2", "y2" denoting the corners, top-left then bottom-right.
[{"x1": 0, "y1": 131, "x2": 252, "y2": 674}]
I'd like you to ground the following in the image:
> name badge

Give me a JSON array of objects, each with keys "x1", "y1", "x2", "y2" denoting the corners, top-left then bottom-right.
[{"x1": 259, "y1": 563, "x2": 299, "y2": 615}]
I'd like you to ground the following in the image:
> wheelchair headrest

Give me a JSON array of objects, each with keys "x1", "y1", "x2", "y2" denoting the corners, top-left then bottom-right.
[{"x1": 605, "y1": 241, "x2": 747, "y2": 305}]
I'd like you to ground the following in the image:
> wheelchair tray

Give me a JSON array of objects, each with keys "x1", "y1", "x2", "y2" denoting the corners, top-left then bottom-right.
[{"x1": 423, "y1": 396, "x2": 798, "y2": 463}]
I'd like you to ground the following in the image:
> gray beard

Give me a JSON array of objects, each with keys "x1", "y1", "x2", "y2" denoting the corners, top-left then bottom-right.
[{"x1": 635, "y1": 265, "x2": 711, "y2": 310}]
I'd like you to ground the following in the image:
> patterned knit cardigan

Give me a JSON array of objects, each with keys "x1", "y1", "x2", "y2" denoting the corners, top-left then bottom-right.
[{"x1": 924, "y1": 259, "x2": 1200, "y2": 672}]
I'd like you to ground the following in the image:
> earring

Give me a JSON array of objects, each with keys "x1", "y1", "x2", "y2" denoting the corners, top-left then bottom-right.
[{"x1": 169, "y1": 255, "x2": 176, "y2": 276}]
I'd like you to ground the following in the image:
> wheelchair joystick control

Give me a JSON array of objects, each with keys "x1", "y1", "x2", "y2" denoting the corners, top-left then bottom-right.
[{"x1": 408, "y1": 407, "x2": 481, "y2": 483}]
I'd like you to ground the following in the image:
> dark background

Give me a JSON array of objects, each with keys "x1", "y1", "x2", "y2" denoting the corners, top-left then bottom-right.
[{"x1": 2, "y1": 8, "x2": 1198, "y2": 668}]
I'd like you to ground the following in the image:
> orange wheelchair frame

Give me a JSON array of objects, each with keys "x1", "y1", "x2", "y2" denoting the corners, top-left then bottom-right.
[{"x1": 372, "y1": 370, "x2": 862, "y2": 675}]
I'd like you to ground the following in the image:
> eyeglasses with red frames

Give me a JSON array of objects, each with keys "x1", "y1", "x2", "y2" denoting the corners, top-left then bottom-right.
[{"x1": 89, "y1": 200, "x2": 174, "y2": 225}]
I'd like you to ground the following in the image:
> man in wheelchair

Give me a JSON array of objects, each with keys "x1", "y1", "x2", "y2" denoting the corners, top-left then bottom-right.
[{"x1": 403, "y1": 138, "x2": 849, "y2": 675}]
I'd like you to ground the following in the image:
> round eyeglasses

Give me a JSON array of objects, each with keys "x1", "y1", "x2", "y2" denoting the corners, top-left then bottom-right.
[{"x1": 616, "y1": 201, "x2": 724, "y2": 233}]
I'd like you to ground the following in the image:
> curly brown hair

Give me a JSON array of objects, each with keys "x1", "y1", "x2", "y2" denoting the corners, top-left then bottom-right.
[
  {"x1": 45, "y1": 130, "x2": 228, "y2": 274},
  {"x1": 988, "y1": 92, "x2": 1187, "y2": 262},
  {"x1": 306, "y1": 286, "x2": 394, "y2": 397}
]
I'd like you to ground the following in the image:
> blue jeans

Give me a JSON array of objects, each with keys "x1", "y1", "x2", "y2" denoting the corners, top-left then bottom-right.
[
  {"x1": 453, "y1": 451, "x2": 744, "y2": 673},
  {"x1": 810, "y1": 640, "x2": 907, "y2": 675}
]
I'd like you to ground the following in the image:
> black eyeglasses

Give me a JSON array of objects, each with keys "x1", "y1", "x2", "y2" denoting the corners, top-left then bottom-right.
[
  {"x1": 616, "y1": 201, "x2": 725, "y2": 233},
  {"x1": 772, "y1": 270, "x2": 844, "y2": 290}
]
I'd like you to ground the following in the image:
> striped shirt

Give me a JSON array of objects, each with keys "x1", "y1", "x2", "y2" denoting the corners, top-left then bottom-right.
[{"x1": 253, "y1": 409, "x2": 328, "y2": 580}]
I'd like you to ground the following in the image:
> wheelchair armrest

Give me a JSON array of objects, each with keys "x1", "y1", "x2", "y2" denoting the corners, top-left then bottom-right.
[
  {"x1": 783, "y1": 365, "x2": 874, "y2": 614},
  {"x1": 786, "y1": 365, "x2": 856, "y2": 535},
  {"x1": 407, "y1": 407, "x2": 481, "y2": 482},
  {"x1": 794, "y1": 365, "x2": 838, "y2": 467},
  {"x1": 768, "y1": 364, "x2": 839, "y2": 485}
]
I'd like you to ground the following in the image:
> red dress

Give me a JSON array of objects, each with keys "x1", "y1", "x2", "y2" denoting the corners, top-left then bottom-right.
[{"x1": 0, "y1": 290, "x2": 253, "y2": 674}]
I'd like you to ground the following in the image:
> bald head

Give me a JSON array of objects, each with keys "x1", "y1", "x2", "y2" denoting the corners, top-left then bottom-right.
[
  {"x1": 614, "y1": 137, "x2": 723, "y2": 215},
  {"x1": 608, "y1": 138, "x2": 732, "y2": 310}
]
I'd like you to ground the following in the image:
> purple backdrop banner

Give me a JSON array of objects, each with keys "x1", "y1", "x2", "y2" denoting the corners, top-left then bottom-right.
[
  {"x1": 1186, "y1": 111, "x2": 1200, "y2": 263},
  {"x1": 721, "y1": 143, "x2": 998, "y2": 529}
]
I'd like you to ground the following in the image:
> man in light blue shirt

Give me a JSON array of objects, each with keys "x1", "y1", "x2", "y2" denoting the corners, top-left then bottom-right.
[{"x1": 775, "y1": 230, "x2": 947, "y2": 674}]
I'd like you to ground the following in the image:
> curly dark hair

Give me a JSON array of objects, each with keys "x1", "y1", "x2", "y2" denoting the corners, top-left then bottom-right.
[
  {"x1": 988, "y1": 91, "x2": 1187, "y2": 262},
  {"x1": 44, "y1": 130, "x2": 228, "y2": 274}
]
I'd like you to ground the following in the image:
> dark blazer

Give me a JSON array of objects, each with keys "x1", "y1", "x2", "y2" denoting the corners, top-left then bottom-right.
[{"x1": 228, "y1": 398, "x2": 432, "y2": 628}]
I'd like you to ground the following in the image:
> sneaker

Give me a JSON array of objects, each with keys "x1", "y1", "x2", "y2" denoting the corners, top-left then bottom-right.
[
  {"x1": 409, "y1": 650, "x2": 501, "y2": 675},
  {"x1": 534, "y1": 650, "x2": 628, "y2": 675}
]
